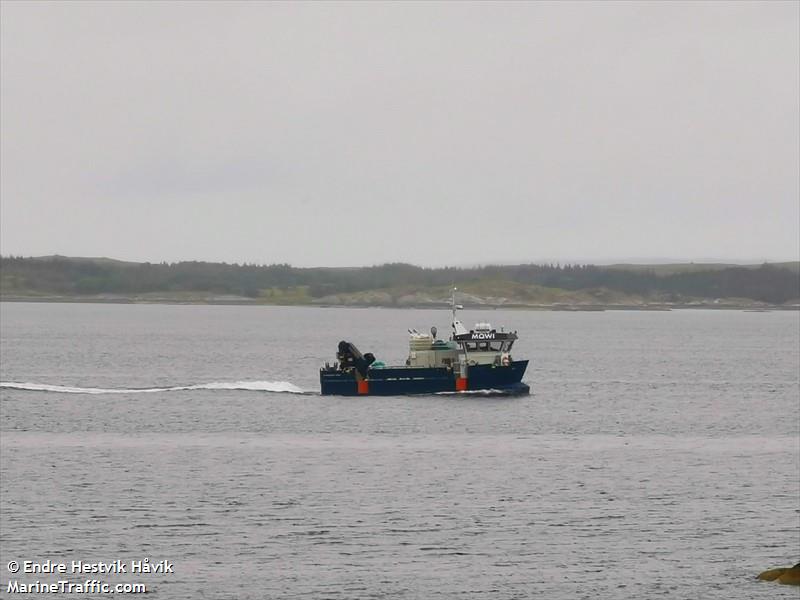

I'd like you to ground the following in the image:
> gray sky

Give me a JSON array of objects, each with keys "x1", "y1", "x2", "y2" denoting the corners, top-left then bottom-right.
[{"x1": 1, "y1": 1, "x2": 798, "y2": 267}]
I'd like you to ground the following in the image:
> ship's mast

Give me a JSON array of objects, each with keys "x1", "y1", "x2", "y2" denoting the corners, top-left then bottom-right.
[
  {"x1": 451, "y1": 287, "x2": 457, "y2": 338},
  {"x1": 450, "y1": 287, "x2": 467, "y2": 339},
  {"x1": 450, "y1": 287, "x2": 458, "y2": 335}
]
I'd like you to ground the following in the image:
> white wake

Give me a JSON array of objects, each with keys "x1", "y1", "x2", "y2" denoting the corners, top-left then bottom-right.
[{"x1": 0, "y1": 380, "x2": 306, "y2": 395}]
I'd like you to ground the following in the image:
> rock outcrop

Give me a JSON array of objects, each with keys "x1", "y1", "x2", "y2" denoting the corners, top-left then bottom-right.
[{"x1": 757, "y1": 563, "x2": 800, "y2": 585}]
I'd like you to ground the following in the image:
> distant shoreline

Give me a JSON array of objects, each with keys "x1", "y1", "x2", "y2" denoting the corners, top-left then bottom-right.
[
  {"x1": 2, "y1": 295, "x2": 797, "y2": 311},
  {"x1": 4, "y1": 255, "x2": 798, "y2": 309}
]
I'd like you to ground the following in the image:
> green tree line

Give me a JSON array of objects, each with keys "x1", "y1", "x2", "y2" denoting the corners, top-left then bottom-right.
[{"x1": 1, "y1": 256, "x2": 798, "y2": 304}]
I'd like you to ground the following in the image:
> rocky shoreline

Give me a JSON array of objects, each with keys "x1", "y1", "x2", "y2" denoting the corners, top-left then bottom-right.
[{"x1": 2, "y1": 294, "x2": 797, "y2": 311}]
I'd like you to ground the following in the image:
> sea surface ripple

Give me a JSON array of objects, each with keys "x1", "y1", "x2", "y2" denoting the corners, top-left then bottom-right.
[{"x1": 1, "y1": 303, "x2": 798, "y2": 599}]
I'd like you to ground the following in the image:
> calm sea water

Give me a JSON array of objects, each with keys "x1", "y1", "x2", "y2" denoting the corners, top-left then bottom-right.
[{"x1": 1, "y1": 303, "x2": 798, "y2": 599}]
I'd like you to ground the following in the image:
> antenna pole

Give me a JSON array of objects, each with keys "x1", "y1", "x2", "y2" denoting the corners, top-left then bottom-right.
[{"x1": 451, "y1": 287, "x2": 457, "y2": 337}]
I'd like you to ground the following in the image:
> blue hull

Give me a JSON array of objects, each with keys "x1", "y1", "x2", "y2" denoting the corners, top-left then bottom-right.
[{"x1": 320, "y1": 360, "x2": 529, "y2": 396}]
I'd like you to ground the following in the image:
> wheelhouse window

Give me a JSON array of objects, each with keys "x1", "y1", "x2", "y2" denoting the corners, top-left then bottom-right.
[{"x1": 461, "y1": 340, "x2": 511, "y2": 352}]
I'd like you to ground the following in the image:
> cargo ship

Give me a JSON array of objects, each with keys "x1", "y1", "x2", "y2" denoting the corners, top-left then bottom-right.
[{"x1": 319, "y1": 290, "x2": 529, "y2": 396}]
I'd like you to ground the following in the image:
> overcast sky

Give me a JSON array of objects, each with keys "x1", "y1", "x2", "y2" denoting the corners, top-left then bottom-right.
[{"x1": 1, "y1": 1, "x2": 798, "y2": 267}]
